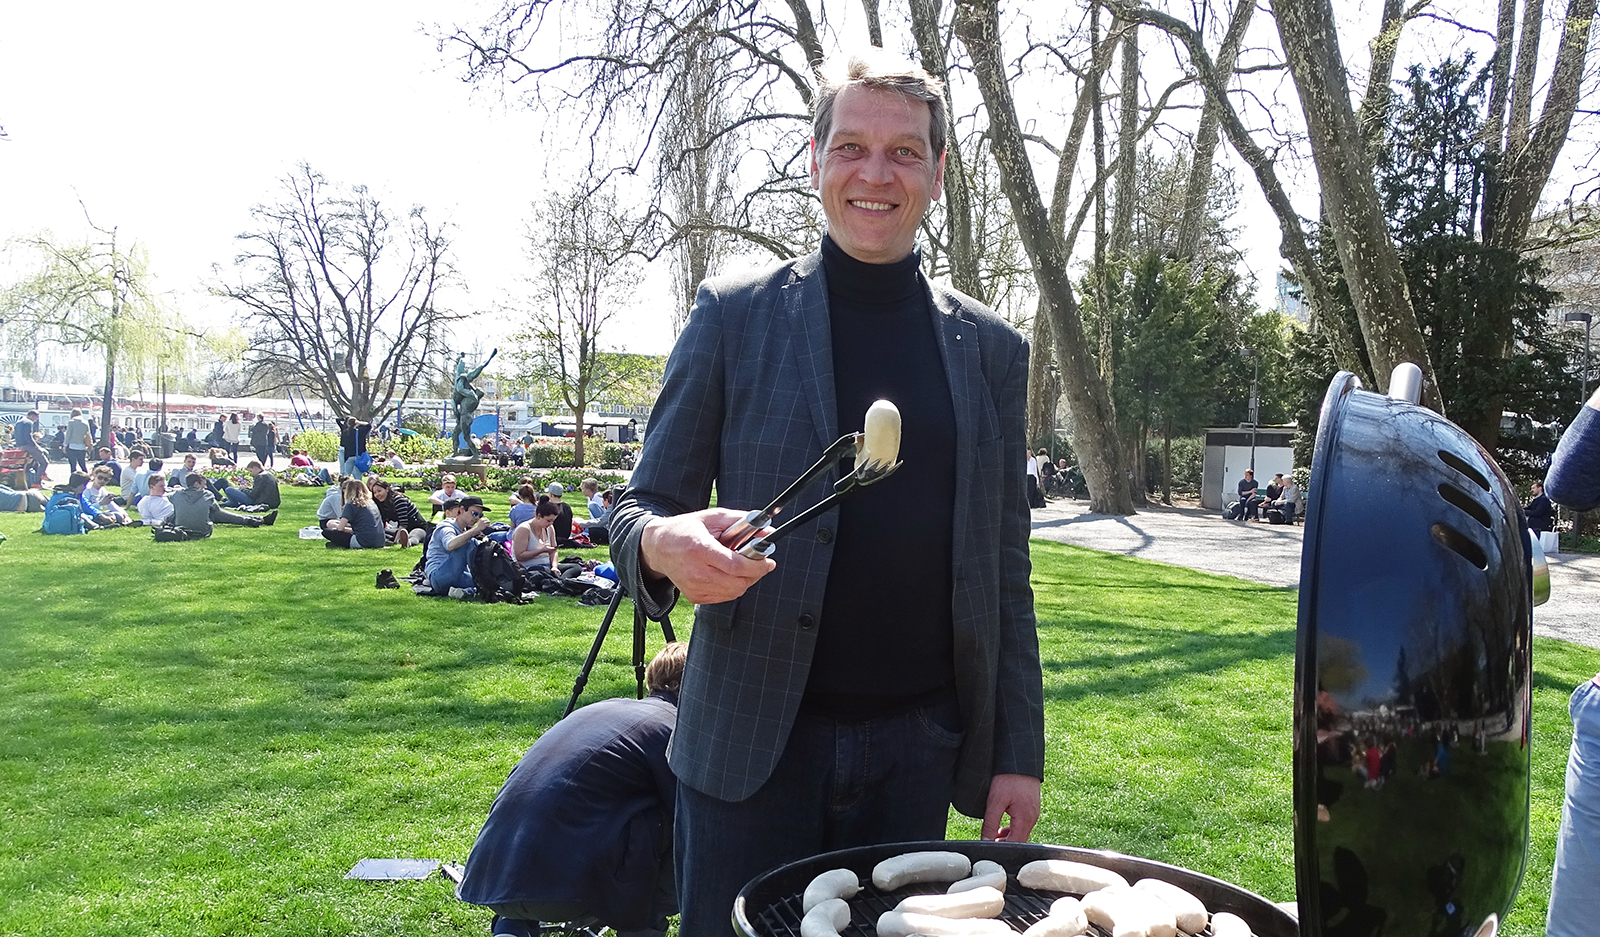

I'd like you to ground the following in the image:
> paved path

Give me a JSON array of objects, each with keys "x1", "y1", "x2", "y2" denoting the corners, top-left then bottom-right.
[{"x1": 1030, "y1": 498, "x2": 1600, "y2": 650}]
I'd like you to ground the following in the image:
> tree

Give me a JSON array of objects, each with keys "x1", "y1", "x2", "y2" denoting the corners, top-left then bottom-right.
[
  {"x1": 2, "y1": 221, "x2": 166, "y2": 447},
  {"x1": 504, "y1": 187, "x2": 656, "y2": 467},
  {"x1": 217, "y1": 164, "x2": 463, "y2": 424}
]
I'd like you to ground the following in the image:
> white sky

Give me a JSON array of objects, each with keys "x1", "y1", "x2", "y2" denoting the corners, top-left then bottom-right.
[{"x1": 1, "y1": 1, "x2": 1589, "y2": 378}]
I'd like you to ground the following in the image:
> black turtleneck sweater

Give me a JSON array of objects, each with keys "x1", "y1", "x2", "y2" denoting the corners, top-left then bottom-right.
[{"x1": 804, "y1": 235, "x2": 957, "y2": 716}]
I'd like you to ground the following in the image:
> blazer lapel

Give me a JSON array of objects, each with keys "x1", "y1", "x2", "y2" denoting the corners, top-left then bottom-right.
[{"x1": 784, "y1": 252, "x2": 838, "y2": 453}]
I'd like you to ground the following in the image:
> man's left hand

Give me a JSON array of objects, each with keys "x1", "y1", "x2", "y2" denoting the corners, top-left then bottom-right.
[{"x1": 981, "y1": 773, "x2": 1041, "y2": 842}]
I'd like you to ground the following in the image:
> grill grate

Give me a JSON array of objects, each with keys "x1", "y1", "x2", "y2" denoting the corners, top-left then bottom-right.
[{"x1": 750, "y1": 877, "x2": 1221, "y2": 937}]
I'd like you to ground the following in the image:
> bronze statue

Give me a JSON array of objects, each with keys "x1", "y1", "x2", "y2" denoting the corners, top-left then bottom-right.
[{"x1": 451, "y1": 349, "x2": 498, "y2": 456}]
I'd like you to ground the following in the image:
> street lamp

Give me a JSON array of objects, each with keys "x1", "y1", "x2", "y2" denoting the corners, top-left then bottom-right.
[{"x1": 1566, "y1": 310, "x2": 1593, "y2": 400}]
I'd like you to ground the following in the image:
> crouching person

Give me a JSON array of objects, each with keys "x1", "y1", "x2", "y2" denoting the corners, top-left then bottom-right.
[
  {"x1": 162, "y1": 472, "x2": 277, "y2": 539},
  {"x1": 423, "y1": 496, "x2": 489, "y2": 595},
  {"x1": 457, "y1": 642, "x2": 686, "y2": 937}
]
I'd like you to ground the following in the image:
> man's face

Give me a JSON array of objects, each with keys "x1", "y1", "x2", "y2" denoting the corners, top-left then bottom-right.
[
  {"x1": 810, "y1": 85, "x2": 945, "y2": 264},
  {"x1": 185, "y1": 456, "x2": 196, "y2": 469},
  {"x1": 149, "y1": 479, "x2": 165, "y2": 497}
]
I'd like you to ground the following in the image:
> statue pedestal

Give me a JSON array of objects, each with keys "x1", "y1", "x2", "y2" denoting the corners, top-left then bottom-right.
[{"x1": 438, "y1": 455, "x2": 490, "y2": 484}]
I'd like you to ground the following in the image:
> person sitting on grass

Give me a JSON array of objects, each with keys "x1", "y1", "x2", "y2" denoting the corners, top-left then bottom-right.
[
  {"x1": 165, "y1": 471, "x2": 276, "y2": 537},
  {"x1": 208, "y1": 447, "x2": 235, "y2": 468},
  {"x1": 386, "y1": 449, "x2": 406, "y2": 471},
  {"x1": 456, "y1": 642, "x2": 686, "y2": 937},
  {"x1": 508, "y1": 483, "x2": 541, "y2": 527},
  {"x1": 321, "y1": 478, "x2": 386, "y2": 549},
  {"x1": 370, "y1": 477, "x2": 430, "y2": 547},
  {"x1": 135, "y1": 474, "x2": 174, "y2": 527},
  {"x1": 429, "y1": 474, "x2": 461, "y2": 515},
  {"x1": 211, "y1": 460, "x2": 282, "y2": 509},
  {"x1": 83, "y1": 467, "x2": 132, "y2": 525},
  {"x1": 120, "y1": 452, "x2": 148, "y2": 496},
  {"x1": 424, "y1": 496, "x2": 490, "y2": 596},
  {"x1": 169, "y1": 453, "x2": 201, "y2": 490},
  {"x1": 541, "y1": 483, "x2": 590, "y2": 548},
  {"x1": 511, "y1": 500, "x2": 560, "y2": 570},
  {"x1": 289, "y1": 449, "x2": 314, "y2": 468}
]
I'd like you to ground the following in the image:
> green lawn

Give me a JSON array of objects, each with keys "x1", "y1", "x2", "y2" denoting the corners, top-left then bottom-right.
[{"x1": 0, "y1": 490, "x2": 1592, "y2": 936}]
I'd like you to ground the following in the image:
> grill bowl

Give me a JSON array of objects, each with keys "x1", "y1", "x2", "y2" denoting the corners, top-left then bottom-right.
[{"x1": 734, "y1": 841, "x2": 1296, "y2": 937}]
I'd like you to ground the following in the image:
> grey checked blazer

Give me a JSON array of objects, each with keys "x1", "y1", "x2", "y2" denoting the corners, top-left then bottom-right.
[{"x1": 608, "y1": 250, "x2": 1044, "y2": 820}]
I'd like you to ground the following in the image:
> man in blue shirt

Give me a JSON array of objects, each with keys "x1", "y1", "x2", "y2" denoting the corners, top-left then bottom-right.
[{"x1": 426, "y1": 496, "x2": 490, "y2": 595}]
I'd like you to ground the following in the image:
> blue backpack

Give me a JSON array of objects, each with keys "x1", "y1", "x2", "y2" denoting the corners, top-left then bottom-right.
[{"x1": 41, "y1": 492, "x2": 86, "y2": 535}]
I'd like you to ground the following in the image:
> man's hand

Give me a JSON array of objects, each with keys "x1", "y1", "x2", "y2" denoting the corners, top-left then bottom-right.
[
  {"x1": 639, "y1": 508, "x2": 777, "y2": 605},
  {"x1": 982, "y1": 773, "x2": 1042, "y2": 842}
]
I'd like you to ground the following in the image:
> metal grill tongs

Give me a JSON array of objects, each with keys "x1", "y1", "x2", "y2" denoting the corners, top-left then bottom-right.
[{"x1": 722, "y1": 405, "x2": 903, "y2": 559}]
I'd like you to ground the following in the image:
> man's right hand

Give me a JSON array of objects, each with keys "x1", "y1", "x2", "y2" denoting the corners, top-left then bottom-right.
[{"x1": 639, "y1": 508, "x2": 777, "y2": 605}]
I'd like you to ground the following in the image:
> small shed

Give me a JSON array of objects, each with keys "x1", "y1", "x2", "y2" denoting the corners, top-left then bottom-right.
[{"x1": 1201, "y1": 425, "x2": 1297, "y2": 510}]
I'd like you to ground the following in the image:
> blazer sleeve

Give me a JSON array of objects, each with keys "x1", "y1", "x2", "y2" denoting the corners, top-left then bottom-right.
[
  {"x1": 607, "y1": 280, "x2": 728, "y2": 620},
  {"x1": 991, "y1": 335, "x2": 1046, "y2": 780}
]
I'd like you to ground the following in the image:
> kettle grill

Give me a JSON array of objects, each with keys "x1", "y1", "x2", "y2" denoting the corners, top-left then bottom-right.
[{"x1": 733, "y1": 368, "x2": 1546, "y2": 937}]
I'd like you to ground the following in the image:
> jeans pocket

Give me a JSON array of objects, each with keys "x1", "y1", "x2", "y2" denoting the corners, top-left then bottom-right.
[{"x1": 915, "y1": 696, "x2": 965, "y2": 748}]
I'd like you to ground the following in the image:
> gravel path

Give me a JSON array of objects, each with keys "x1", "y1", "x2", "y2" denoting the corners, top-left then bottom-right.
[{"x1": 1030, "y1": 498, "x2": 1600, "y2": 650}]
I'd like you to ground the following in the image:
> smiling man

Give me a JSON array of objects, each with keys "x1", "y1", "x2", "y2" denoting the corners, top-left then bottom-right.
[{"x1": 607, "y1": 50, "x2": 1042, "y2": 937}]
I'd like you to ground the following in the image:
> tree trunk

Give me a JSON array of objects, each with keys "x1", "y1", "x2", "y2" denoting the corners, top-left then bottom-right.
[
  {"x1": 1175, "y1": 0, "x2": 1254, "y2": 259},
  {"x1": 1108, "y1": 26, "x2": 1139, "y2": 258},
  {"x1": 860, "y1": 0, "x2": 883, "y2": 46},
  {"x1": 1272, "y1": 0, "x2": 1442, "y2": 410},
  {"x1": 1026, "y1": 304, "x2": 1055, "y2": 445},
  {"x1": 1465, "y1": 0, "x2": 1598, "y2": 449},
  {"x1": 1119, "y1": 2, "x2": 1372, "y2": 387},
  {"x1": 907, "y1": 0, "x2": 986, "y2": 302},
  {"x1": 956, "y1": 0, "x2": 1133, "y2": 516}
]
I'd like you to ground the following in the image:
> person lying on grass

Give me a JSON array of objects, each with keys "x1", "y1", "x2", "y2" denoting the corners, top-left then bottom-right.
[{"x1": 165, "y1": 471, "x2": 276, "y2": 538}]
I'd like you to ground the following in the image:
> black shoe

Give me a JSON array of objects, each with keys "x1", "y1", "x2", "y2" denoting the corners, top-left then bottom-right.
[
  {"x1": 261, "y1": 510, "x2": 277, "y2": 526},
  {"x1": 376, "y1": 569, "x2": 399, "y2": 590}
]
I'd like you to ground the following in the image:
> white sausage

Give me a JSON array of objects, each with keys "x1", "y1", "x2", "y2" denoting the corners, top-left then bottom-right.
[
  {"x1": 1016, "y1": 860, "x2": 1129, "y2": 895},
  {"x1": 895, "y1": 885, "x2": 1006, "y2": 919},
  {"x1": 803, "y1": 869, "x2": 862, "y2": 913},
  {"x1": 874, "y1": 910, "x2": 1014, "y2": 937},
  {"x1": 872, "y1": 852, "x2": 973, "y2": 891},
  {"x1": 1208, "y1": 912, "x2": 1254, "y2": 937},
  {"x1": 1083, "y1": 887, "x2": 1172, "y2": 937},
  {"x1": 1019, "y1": 897, "x2": 1090, "y2": 937},
  {"x1": 948, "y1": 861, "x2": 1008, "y2": 894},
  {"x1": 1132, "y1": 879, "x2": 1208, "y2": 935},
  {"x1": 801, "y1": 897, "x2": 852, "y2": 937}
]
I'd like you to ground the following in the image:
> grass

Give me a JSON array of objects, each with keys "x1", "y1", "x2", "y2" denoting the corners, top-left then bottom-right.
[{"x1": 1, "y1": 491, "x2": 1593, "y2": 936}]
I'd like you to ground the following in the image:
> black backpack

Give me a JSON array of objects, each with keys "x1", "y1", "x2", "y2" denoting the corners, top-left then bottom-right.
[{"x1": 468, "y1": 539, "x2": 539, "y2": 604}]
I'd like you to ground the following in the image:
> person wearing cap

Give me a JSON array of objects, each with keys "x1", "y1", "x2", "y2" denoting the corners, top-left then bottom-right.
[
  {"x1": 1545, "y1": 386, "x2": 1600, "y2": 937},
  {"x1": 605, "y1": 50, "x2": 1041, "y2": 937},
  {"x1": 425, "y1": 495, "x2": 491, "y2": 595},
  {"x1": 543, "y1": 482, "x2": 591, "y2": 548}
]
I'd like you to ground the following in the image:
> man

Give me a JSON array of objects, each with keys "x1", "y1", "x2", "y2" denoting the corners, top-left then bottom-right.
[
  {"x1": 429, "y1": 474, "x2": 461, "y2": 514},
  {"x1": 92, "y1": 448, "x2": 121, "y2": 483},
  {"x1": 386, "y1": 449, "x2": 406, "y2": 471},
  {"x1": 1236, "y1": 469, "x2": 1262, "y2": 521},
  {"x1": 1276, "y1": 473, "x2": 1302, "y2": 523},
  {"x1": 0, "y1": 484, "x2": 49, "y2": 513},
  {"x1": 135, "y1": 474, "x2": 174, "y2": 527},
  {"x1": 248, "y1": 415, "x2": 270, "y2": 461},
  {"x1": 1526, "y1": 480, "x2": 1555, "y2": 534},
  {"x1": 121, "y1": 452, "x2": 149, "y2": 497},
  {"x1": 13, "y1": 409, "x2": 48, "y2": 488},
  {"x1": 606, "y1": 51, "x2": 1042, "y2": 937},
  {"x1": 213, "y1": 460, "x2": 282, "y2": 509},
  {"x1": 169, "y1": 453, "x2": 200, "y2": 490},
  {"x1": 339, "y1": 417, "x2": 371, "y2": 476},
  {"x1": 425, "y1": 495, "x2": 490, "y2": 595},
  {"x1": 166, "y1": 472, "x2": 276, "y2": 537},
  {"x1": 57, "y1": 471, "x2": 117, "y2": 528},
  {"x1": 457, "y1": 643, "x2": 686, "y2": 937},
  {"x1": 1546, "y1": 386, "x2": 1600, "y2": 937}
]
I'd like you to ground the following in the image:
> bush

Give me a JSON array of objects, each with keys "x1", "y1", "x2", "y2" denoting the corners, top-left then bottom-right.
[
  {"x1": 600, "y1": 442, "x2": 642, "y2": 469},
  {"x1": 397, "y1": 466, "x2": 626, "y2": 495},
  {"x1": 394, "y1": 434, "x2": 454, "y2": 465},
  {"x1": 290, "y1": 430, "x2": 338, "y2": 462}
]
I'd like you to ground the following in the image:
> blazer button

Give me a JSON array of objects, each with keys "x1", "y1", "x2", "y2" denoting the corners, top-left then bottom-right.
[
  {"x1": 816, "y1": 527, "x2": 834, "y2": 544},
  {"x1": 797, "y1": 614, "x2": 816, "y2": 631}
]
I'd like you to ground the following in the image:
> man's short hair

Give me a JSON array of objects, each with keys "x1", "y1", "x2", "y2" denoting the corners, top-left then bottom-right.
[
  {"x1": 813, "y1": 49, "x2": 947, "y2": 161},
  {"x1": 27, "y1": 409, "x2": 38, "y2": 418},
  {"x1": 187, "y1": 472, "x2": 207, "y2": 488},
  {"x1": 645, "y1": 641, "x2": 689, "y2": 695},
  {"x1": 68, "y1": 471, "x2": 90, "y2": 489},
  {"x1": 130, "y1": 452, "x2": 144, "y2": 462},
  {"x1": 245, "y1": 460, "x2": 263, "y2": 472}
]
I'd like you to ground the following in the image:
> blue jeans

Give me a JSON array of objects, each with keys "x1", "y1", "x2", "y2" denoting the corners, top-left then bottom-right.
[
  {"x1": 674, "y1": 691, "x2": 962, "y2": 937},
  {"x1": 222, "y1": 485, "x2": 250, "y2": 507},
  {"x1": 1548, "y1": 677, "x2": 1600, "y2": 936}
]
